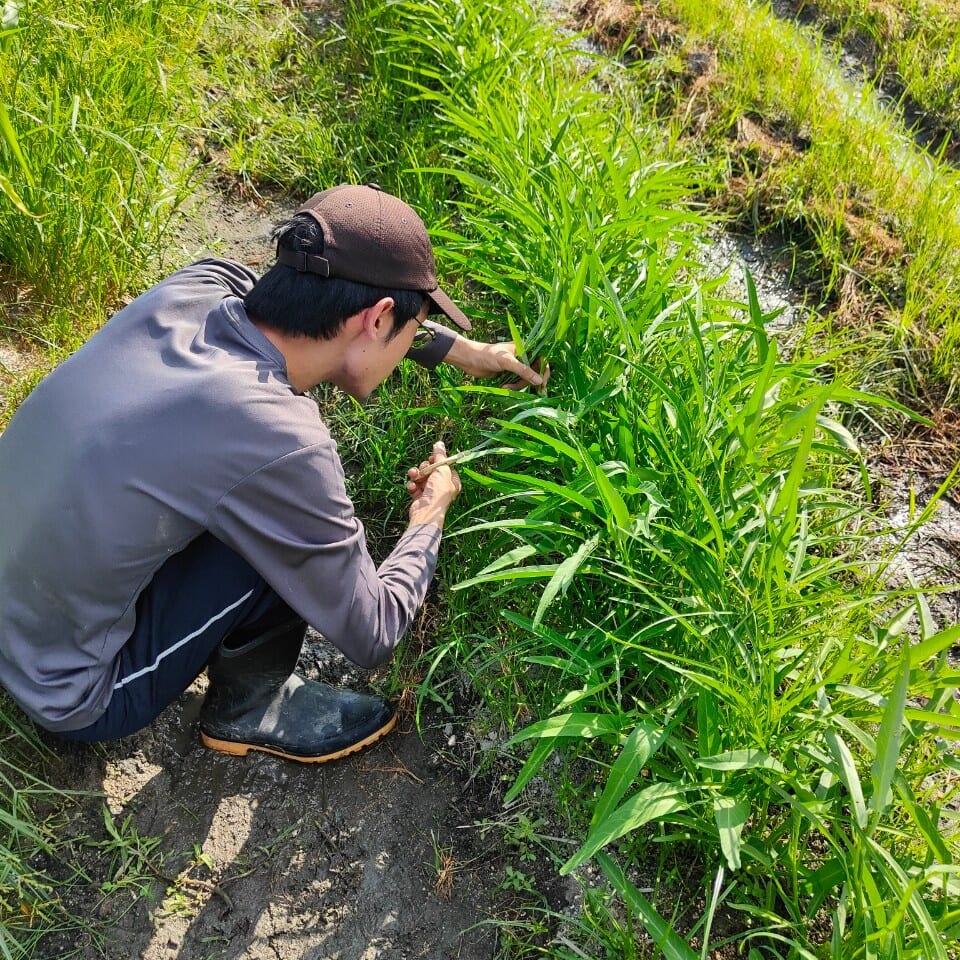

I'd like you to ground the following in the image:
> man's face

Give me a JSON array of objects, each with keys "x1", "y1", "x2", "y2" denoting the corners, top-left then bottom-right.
[{"x1": 343, "y1": 301, "x2": 427, "y2": 401}]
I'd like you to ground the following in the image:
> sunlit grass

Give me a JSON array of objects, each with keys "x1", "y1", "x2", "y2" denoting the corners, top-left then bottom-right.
[
  {"x1": 0, "y1": 698, "x2": 64, "y2": 960},
  {"x1": 652, "y1": 0, "x2": 960, "y2": 385},
  {"x1": 1, "y1": 0, "x2": 958, "y2": 956},
  {"x1": 797, "y1": 0, "x2": 960, "y2": 134},
  {"x1": 352, "y1": 0, "x2": 960, "y2": 954},
  {"x1": 0, "y1": 0, "x2": 213, "y2": 325}
]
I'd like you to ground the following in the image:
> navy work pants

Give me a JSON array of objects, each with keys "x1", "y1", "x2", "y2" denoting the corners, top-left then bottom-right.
[{"x1": 60, "y1": 533, "x2": 291, "y2": 742}]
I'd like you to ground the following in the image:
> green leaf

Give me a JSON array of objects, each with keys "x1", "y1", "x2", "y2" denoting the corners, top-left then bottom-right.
[
  {"x1": 0, "y1": 169, "x2": 33, "y2": 216},
  {"x1": 903, "y1": 706, "x2": 960, "y2": 735},
  {"x1": 696, "y1": 750, "x2": 786, "y2": 773},
  {"x1": 593, "y1": 719, "x2": 670, "y2": 826},
  {"x1": 503, "y1": 738, "x2": 555, "y2": 805},
  {"x1": 562, "y1": 781, "x2": 688, "y2": 874},
  {"x1": 532, "y1": 534, "x2": 599, "y2": 627},
  {"x1": 713, "y1": 796, "x2": 749, "y2": 870},
  {"x1": 505, "y1": 309, "x2": 525, "y2": 358},
  {"x1": 597, "y1": 852, "x2": 698, "y2": 960},
  {"x1": 507, "y1": 711, "x2": 621, "y2": 744},
  {"x1": 869, "y1": 643, "x2": 910, "y2": 826},
  {"x1": 893, "y1": 773, "x2": 951, "y2": 863},
  {"x1": 832, "y1": 385, "x2": 933, "y2": 424},
  {"x1": 490, "y1": 418, "x2": 581, "y2": 463},
  {"x1": 577, "y1": 442, "x2": 631, "y2": 532},
  {"x1": 555, "y1": 681, "x2": 618, "y2": 710},
  {"x1": 453, "y1": 562, "x2": 562, "y2": 591},
  {"x1": 469, "y1": 544, "x2": 538, "y2": 579},
  {"x1": 823, "y1": 726, "x2": 868, "y2": 830},
  {"x1": 866, "y1": 836, "x2": 949, "y2": 959},
  {"x1": 771, "y1": 388, "x2": 830, "y2": 536},
  {"x1": 484, "y1": 469, "x2": 596, "y2": 512},
  {"x1": 0, "y1": 103, "x2": 34, "y2": 186},
  {"x1": 697, "y1": 689, "x2": 721, "y2": 758},
  {"x1": 909, "y1": 624, "x2": 960, "y2": 667}
]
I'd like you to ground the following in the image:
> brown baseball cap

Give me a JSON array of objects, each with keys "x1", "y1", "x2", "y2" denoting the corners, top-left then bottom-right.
[{"x1": 276, "y1": 183, "x2": 471, "y2": 332}]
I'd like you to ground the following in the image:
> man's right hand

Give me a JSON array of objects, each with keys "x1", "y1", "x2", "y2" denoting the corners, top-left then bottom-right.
[{"x1": 406, "y1": 441, "x2": 462, "y2": 530}]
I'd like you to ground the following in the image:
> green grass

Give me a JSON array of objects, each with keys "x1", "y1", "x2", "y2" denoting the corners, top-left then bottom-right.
[
  {"x1": 604, "y1": 0, "x2": 960, "y2": 387},
  {"x1": 192, "y1": 0, "x2": 457, "y2": 205},
  {"x1": 1, "y1": 0, "x2": 959, "y2": 956},
  {"x1": 0, "y1": 698, "x2": 69, "y2": 960},
  {"x1": 792, "y1": 0, "x2": 960, "y2": 136},
  {"x1": 345, "y1": 0, "x2": 960, "y2": 953},
  {"x1": 0, "y1": 0, "x2": 212, "y2": 332}
]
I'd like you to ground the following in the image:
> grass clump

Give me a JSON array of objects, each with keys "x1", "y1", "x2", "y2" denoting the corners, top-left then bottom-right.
[
  {"x1": 345, "y1": 0, "x2": 960, "y2": 953},
  {"x1": 0, "y1": 699, "x2": 73, "y2": 960},
  {"x1": 0, "y1": 0, "x2": 213, "y2": 331},
  {"x1": 193, "y1": 0, "x2": 453, "y2": 203},
  {"x1": 792, "y1": 0, "x2": 960, "y2": 142},
  {"x1": 482, "y1": 305, "x2": 960, "y2": 956},
  {"x1": 589, "y1": 0, "x2": 960, "y2": 389}
]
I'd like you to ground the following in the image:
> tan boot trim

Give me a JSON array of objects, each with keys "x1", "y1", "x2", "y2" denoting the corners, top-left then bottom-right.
[{"x1": 200, "y1": 710, "x2": 398, "y2": 763}]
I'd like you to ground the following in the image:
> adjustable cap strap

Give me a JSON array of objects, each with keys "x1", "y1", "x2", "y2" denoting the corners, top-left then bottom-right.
[{"x1": 276, "y1": 246, "x2": 331, "y2": 277}]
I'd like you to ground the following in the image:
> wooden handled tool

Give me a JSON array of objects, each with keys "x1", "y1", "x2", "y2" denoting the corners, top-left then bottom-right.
[{"x1": 415, "y1": 452, "x2": 468, "y2": 478}]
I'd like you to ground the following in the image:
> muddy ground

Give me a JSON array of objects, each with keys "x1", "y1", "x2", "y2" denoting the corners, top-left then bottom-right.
[
  {"x1": 39, "y1": 684, "x2": 499, "y2": 959},
  {"x1": 36, "y1": 666, "x2": 519, "y2": 960}
]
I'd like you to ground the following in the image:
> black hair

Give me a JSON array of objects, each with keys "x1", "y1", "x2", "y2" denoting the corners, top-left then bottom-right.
[{"x1": 243, "y1": 215, "x2": 426, "y2": 341}]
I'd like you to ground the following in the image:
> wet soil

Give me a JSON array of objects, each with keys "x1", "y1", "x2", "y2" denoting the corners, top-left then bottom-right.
[
  {"x1": 35, "y1": 663, "x2": 503, "y2": 960},
  {"x1": 769, "y1": 0, "x2": 960, "y2": 165}
]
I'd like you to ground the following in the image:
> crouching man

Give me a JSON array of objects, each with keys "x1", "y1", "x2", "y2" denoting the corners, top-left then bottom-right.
[{"x1": 0, "y1": 184, "x2": 543, "y2": 762}]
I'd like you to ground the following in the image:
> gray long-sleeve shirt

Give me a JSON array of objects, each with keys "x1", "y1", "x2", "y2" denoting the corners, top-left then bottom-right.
[{"x1": 0, "y1": 259, "x2": 456, "y2": 732}]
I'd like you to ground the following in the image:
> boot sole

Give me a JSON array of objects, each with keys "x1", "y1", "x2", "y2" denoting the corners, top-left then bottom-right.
[{"x1": 200, "y1": 710, "x2": 398, "y2": 763}]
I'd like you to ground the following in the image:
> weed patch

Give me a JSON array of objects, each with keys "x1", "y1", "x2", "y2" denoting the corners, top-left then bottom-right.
[{"x1": 1, "y1": 0, "x2": 959, "y2": 956}]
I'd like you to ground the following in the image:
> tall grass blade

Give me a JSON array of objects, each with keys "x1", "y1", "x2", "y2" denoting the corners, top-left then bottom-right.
[
  {"x1": 699, "y1": 867, "x2": 725, "y2": 960},
  {"x1": 869, "y1": 642, "x2": 910, "y2": 828},
  {"x1": 593, "y1": 718, "x2": 673, "y2": 827},
  {"x1": 597, "y1": 851, "x2": 698, "y2": 960},
  {"x1": 0, "y1": 103, "x2": 33, "y2": 186},
  {"x1": 908, "y1": 624, "x2": 960, "y2": 667},
  {"x1": 823, "y1": 725, "x2": 868, "y2": 830},
  {"x1": 503, "y1": 739, "x2": 556, "y2": 806},
  {"x1": 0, "y1": 169, "x2": 30, "y2": 215},
  {"x1": 562, "y1": 782, "x2": 689, "y2": 874},
  {"x1": 509, "y1": 712, "x2": 623, "y2": 743},
  {"x1": 532, "y1": 534, "x2": 599, "y2": 627},
  {"x1": 713, "y1": 797, "x2": 748, "y2": 871},
  {"x1": 696, "y1": 751, "x2": 787, "y2": 773}
]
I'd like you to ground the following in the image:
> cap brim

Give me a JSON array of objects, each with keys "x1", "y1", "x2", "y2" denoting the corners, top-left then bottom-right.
[{"x1": 427, "y1": 287, "x2": 472, "y2": 332}]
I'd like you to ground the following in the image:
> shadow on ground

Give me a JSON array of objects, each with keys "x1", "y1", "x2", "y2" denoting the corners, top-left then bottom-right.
[{"x1": 37, "y1": 633, "x2": 503, "y2": 959}]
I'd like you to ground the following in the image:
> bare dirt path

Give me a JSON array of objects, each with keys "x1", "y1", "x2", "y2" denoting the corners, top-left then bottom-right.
[{"x1": 41, "y1": 675, "x2": 501, "y2": 960}]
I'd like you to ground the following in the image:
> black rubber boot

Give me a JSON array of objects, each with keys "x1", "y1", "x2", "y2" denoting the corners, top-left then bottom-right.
[{"x1": 198, "y1": 616, "x2": 396, "y2": 763}]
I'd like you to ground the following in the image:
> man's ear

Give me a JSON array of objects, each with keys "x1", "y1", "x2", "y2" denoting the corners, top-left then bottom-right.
[{"x1": 360, "y1": 297, "x2": 395, "y2": 340}]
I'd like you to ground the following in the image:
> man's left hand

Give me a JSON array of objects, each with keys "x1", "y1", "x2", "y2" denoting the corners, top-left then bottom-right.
[{"x1": 444, "y1": 337, "x2": 549, "y2": 392}]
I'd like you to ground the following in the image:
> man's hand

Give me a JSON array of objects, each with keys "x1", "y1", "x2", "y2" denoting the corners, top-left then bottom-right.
[
  {"x1": 406, "y1": 441, "x2": 462, "y2": 530},
  {"x1": 443, "y1": 337, "x2": 549, "y2": 392}
]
